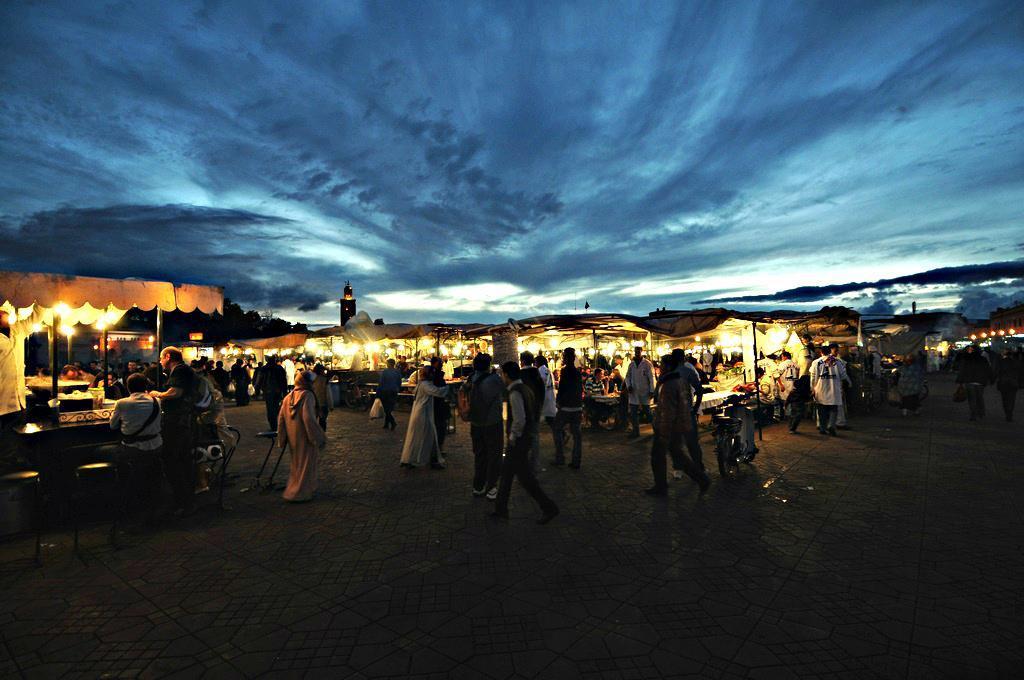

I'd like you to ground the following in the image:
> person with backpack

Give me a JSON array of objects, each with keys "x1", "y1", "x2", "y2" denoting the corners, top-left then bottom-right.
[
  {"x1": 491, "y1": 362, "x2": 559, "y2": 524},
  {"x1": 460, "y1": 353, "x2": 505, "y2": 498},
  {"x1": 149, "y1": 347, "x2": 198, "y2": 517}
]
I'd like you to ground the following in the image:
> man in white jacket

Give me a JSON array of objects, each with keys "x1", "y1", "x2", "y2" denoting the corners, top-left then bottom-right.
[
  {"x1": 809, "y1": 344, "x2": 849, "y2": 436},
  {"x1": 624, "y1": 346, "x2": 655, "y2": 438}
]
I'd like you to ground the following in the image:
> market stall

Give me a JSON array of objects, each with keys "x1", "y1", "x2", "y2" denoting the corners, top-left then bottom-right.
[
  {"x1": 2, "y1": 271, "x2": 223, "y2": 422},
  {"x1": 309, "y1": 312, "x2": 483, "y2": 375},
  {"x1": 2, "y1": 271, "x2": 223, "y2": 510},
  {"x1": 465, "y1": 313, "x2": 667, "y2": 373},
  {"x1": 224, "y1": 332, "x2": 308, "y2": 364}
]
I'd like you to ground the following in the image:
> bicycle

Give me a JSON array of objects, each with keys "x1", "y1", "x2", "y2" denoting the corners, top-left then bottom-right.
[
  {"x1": 706, "y1": 393, "x2": 756, "y2": 479},
  {"x1": 338, "y1": 379, "x2": 374, "y2": 410}
]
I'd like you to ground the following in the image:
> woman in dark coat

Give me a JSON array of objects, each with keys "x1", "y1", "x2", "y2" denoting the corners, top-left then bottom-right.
[{"x1": 230, "y1": 358, "x2": 251, "y2": 406}]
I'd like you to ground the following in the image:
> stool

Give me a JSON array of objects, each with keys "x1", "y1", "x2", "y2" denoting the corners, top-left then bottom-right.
[
  {"x1": 251, "y1": 431, "x2": 286, "y2": 491},
  {"x1": 0, "y1": 470, "x2": 42, "y2": 565},
  {"x1": 72, "y1": 462, "x2": 122, "y2": 553}
]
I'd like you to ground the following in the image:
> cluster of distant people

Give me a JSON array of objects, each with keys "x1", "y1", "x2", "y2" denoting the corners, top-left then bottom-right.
[{"x1": 948, "y1": 345, "x2": 1022, "y2": 422}]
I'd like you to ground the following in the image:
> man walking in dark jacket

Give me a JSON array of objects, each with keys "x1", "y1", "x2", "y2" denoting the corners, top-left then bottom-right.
[
  {"x1": 463, "y1": 353, "x2": 505, "y2": 498},
  {"x1": 492, "y1": 362, "x2": 559, "y2": 524},
  {"x1": 552, "y1": 348, "x2": 584, "y2": 469},
  {"x1": 262, "y1": 355, "x2": 289, "y2": 430}
]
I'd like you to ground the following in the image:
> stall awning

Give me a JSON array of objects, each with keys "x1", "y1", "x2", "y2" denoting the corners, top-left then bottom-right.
[
  {"x1": 466, "y1": 314, "x2": 661, "y2": 338},
  {"x1": 229, "y1": 333, "x2": 308, "y2": 350},
  {"x1": 0, "y1": 270, "x2": 224, "y2": 317},
  {"x1": 645, "y1": 306, "x2": 861, "y2": 340}
]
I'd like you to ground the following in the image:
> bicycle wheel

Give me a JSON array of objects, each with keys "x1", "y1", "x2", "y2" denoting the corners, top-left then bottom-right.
[{"x1": 716, "y1": 435, "x2": 736, "y2": 478}]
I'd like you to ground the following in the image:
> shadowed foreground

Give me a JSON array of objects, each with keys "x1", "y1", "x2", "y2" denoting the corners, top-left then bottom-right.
[{"x1": 1, "y1": 374, "x2": 1021, "y2": 679}]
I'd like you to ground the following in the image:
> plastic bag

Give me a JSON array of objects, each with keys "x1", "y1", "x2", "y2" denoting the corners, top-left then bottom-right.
[
  {"x1": 952, "y1": 384, "x2": 966, "y2": 403},
  {"x1": 248, "y1": 384, "x2": 256, "y2": 397},
  {"x1": 369, "y1": 397, "x2": 384, "y2": 419}
]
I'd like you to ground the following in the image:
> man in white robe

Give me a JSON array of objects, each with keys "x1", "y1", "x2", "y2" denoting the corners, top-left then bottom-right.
[
  {"x1": 400, "y1": 366, "x2": 449, "y2": 467},
  {"x1": 624, "y1": 346, "x2": 655, "y2": 438}
]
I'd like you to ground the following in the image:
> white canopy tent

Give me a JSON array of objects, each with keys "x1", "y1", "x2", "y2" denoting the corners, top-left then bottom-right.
[{"x1": 1, "y1": 271, "x2": 223, "y2": 418}]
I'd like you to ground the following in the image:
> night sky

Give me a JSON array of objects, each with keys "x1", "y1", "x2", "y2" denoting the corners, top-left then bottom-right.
[{"x1": 2, "y1": 1, "x2": 1023, "y2": 324}]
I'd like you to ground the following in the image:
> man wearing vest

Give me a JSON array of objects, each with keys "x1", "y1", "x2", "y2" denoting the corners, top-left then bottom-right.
[
  {"x1": 102, "y1": 372, "x2": 164, "y2": 521},
  {"x1": 149, "y1": 346, "x2": 198, "y2": 517},
  {"x1": 491, "y1": 362, "x2": 559, "y2": 524}
]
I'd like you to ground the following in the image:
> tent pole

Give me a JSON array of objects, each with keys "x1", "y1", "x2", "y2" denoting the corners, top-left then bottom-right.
[
  {"x1": 155, "y1": 308, "x2": 164, "y2": 389},
  {"x1": 102, "y1": 327, "x2": 109, "y2": 389},
  {"x1": 752, "y1": 321, "x2": 763, "y2": 441},
  {"x1": 49, "y1": 320, "x2": 58, "y2": 421}
]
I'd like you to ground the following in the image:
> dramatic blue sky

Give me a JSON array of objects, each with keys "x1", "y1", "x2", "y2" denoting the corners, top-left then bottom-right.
[{"x1": 2, "y1": 1, "x2": 1023, "y2": 324}]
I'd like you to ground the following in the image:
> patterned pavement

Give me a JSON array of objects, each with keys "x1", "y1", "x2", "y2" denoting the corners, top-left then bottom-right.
[{"x1": 0, "y1": 373, "x2": 1021, "y2": 679}]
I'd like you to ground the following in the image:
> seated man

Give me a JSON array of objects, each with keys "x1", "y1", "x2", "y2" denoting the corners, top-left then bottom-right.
[
  {"x1": 99, "y1": 373, "x2": 164, "y2": 520},
  {"x1": 585, "y1": 368, "x2": 607, "y2": 396}
]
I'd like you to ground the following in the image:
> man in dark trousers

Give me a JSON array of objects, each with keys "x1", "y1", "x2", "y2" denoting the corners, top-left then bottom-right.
[
  {"x1": 262, "y1": 355, "x2": 289, "y2": 430},
  {"x1": 378, "y1": 358, "x2": 403, "y2": 430},
  {"x1": 492, "y1": 362, "x2": 559, "y2": 524},
  {"x1": 518, "y1": 351, "x2": 546, "y2": 473},
  {"x1": 148, "y1": 346, "x2": 197, "y2": 516},
  {"x1": 646, "y1": 354, "x2": 710, "y2": 496},
  {"x1": 672, "y1": 348, "x2": 705, "y2": 474},
  {"x1": 552, "y1": 347, "x2": 584, "y2": 468},
  {"x1": 464, "y1": 353, "x2": 505, "y2": 498}
]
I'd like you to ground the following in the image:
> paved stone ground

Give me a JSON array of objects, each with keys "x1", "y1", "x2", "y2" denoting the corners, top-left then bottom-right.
[{"x1": 1, "y1": 374, "x2": 1021, "y2": 679}]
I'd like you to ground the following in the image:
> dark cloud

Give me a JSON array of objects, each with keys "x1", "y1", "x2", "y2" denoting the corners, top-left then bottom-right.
[
  {"x1": 861, "y1": 297, "x2": 896, "y2": 315},
  {"x1": 955, "y1": 284, "x2": 1024, "y2": 320},
  {"x1": 0, "y1": 204, "x2": 333, "y2": 312},
  {"x1": 694, "y1": 261, "x2": 1024, "y2": 304},
  {"x1": 0, "y1": 1, "x2": 1022, "y2": 322}
]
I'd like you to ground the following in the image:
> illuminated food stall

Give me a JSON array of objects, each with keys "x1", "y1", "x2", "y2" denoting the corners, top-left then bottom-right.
[
  {"x1": 2, "y1": 271, "x2": 223, "y2": 425},
  {"x1": 465, "y1": 314, "x2": 664, "y2": 371},
  {"x1": 222, "y1": 332, "x2": 309, "y2": 364},
  {"x1": 308, "y1": 312, "x2": 483, "y2": 374}
]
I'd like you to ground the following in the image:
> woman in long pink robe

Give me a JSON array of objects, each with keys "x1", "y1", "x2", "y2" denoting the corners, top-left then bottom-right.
[{"x1": 277, "y1": 371, "x2": 327, "y2": 502}]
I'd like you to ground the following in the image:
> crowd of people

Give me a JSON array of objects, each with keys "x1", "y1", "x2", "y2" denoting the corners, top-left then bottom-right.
[{"x1": 12, "y1": 336, "x2": 1019, "y2": 529}]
